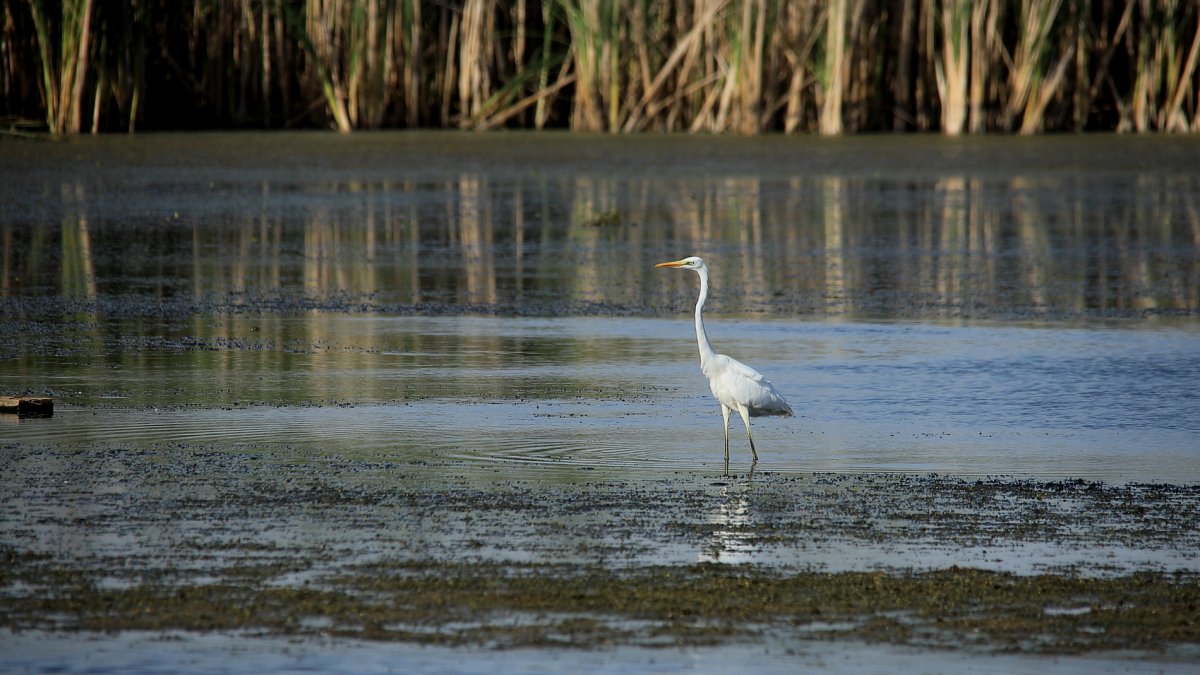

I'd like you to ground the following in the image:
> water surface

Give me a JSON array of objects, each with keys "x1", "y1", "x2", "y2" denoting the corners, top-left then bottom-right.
[
  {"x1": 3, "y1": 132, "x2": 1197, "y2": 480},
  {"x1": 2, "y1": 133, "x2": 1199, "y2": 672},
  {"x1": 3, "y1": 315, "x2": 1197, "y2": 482},
  {"x1": 3, "y1": 132, "x2": 1197, "y2": 318}
]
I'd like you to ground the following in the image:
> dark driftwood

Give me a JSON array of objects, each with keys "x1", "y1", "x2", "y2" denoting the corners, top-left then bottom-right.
[{"x1": 0, "y1": 396, "x2": 53, "y2": 416}]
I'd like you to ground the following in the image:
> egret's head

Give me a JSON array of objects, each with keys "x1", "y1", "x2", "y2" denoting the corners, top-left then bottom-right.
[{"x1": 655, "y1": 256, "x2": 705, "y2": 271}]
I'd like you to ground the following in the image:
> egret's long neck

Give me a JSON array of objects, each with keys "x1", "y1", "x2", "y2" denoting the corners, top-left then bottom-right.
[{"x1": 694, "y1": 267, "x2": 717, "y2": 364}]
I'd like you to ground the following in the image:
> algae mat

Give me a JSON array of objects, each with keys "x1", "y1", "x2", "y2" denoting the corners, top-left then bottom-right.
[{"x1": 2, "y1": 441, "x2": 1197, "y2": 656}]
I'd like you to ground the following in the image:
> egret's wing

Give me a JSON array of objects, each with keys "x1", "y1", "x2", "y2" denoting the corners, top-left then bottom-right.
[
  {"x1": 705, "y1": 354, "x2": 793, "y2": 417},
  {"x1": 723, "y1": 355, "x2": 770, "y2": 383}
]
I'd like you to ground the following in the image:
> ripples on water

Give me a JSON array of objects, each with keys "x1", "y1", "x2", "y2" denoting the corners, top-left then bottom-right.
[{"x1": 4, "y1": 316, "x2": 1197, "y2": 482}]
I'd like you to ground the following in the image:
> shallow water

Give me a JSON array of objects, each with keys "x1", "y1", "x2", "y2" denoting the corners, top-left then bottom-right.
[
  {"x1": 2, "y1": 133, "x2": 1199, "y2": 319},
  {"x1": 2, "y1": 133, "x2": 1199, "y2": 671},
  {"x1": 3, "y1": 316, "x2": 1198, "y2": 482},
  {"x1": 4, "y1": 630, "x2": 1199, "y2": 675}
]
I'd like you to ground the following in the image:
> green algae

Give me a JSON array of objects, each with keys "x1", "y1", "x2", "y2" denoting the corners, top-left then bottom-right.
[
  {"x1": 3, "y1": 553, "x2": 1197, "y2": 653},
  {"x1": 3, "y1": 440, "x2": 1198, "y2": 658}
]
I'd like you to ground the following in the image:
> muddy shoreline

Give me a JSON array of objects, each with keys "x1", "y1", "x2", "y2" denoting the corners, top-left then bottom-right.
[
  {"x1": 5, "y1": 555, "x2": 1198, "y2": 654},
  {"x1": 3, "y1": 440, "x2": 1198, "y2": 656}
]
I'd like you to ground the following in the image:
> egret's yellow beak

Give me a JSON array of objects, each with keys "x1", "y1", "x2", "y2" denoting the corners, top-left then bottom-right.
[{"x1": 655, "y1": 259, "x2": 688, "y2": 268}]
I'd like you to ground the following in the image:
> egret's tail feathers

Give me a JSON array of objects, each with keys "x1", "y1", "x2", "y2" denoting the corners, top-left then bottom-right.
[{"x1": 749, "y1": 402, "x2": 794, "y2": 418}]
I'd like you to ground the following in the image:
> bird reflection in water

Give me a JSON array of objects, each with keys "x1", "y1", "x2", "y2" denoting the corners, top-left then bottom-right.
[{"x1": 700, "y1": 486, "x2": 758, "y2": 565}]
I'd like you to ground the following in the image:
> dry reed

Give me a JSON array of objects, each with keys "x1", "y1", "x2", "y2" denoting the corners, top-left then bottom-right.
[{"x1": 1, "y1": 0, "x2": 1197, "y2": 135}]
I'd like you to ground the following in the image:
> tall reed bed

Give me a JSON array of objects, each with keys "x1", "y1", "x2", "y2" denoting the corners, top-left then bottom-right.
[{"x1": 1, "y1": 0, "x2": 1197, "y2": 134}]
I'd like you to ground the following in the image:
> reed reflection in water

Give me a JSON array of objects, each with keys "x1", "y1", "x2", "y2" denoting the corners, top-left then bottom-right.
[{"x1": 4, "y1": 164, "x2": 1197, "y2": 320}]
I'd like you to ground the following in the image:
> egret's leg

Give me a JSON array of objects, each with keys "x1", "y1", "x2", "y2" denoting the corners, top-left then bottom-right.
[
  {"x1": 720, "y1": 405, "x2": 731, "y2": 464},
  {"x1": 736, "y1": 404, "x2": 758, "y2": 461}
]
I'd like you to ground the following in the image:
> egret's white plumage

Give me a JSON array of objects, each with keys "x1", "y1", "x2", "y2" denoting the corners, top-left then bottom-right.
[{"x1": 656, "y1": 256, "x2": 793, "y2": 464}]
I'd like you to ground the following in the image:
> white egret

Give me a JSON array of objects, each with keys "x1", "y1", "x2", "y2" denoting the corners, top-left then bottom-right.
[{"x1": 656, "y1": 256, "x2": 793, "y2": 465}]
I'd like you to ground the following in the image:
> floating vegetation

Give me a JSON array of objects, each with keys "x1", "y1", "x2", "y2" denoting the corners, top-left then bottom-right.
[{"x1": 3, "y1": 552, "x2": 1199, "y2": 652}]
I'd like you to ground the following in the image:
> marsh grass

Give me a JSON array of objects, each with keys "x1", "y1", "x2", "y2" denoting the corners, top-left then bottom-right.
[
  {"x1": 25, "y1": 0, "x2": 95, "y2": 134},
  {"x1": 936, "y1": 0, "x2": 970, "y2": 135},
  {"x1": 1, "y1": 0, "x2": 1197, "y2": 134}
]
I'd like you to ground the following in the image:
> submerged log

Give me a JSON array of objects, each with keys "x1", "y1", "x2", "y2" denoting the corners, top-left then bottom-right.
[{"x1": 0, "y1": 396, "x2": 54, "y2": 416}]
